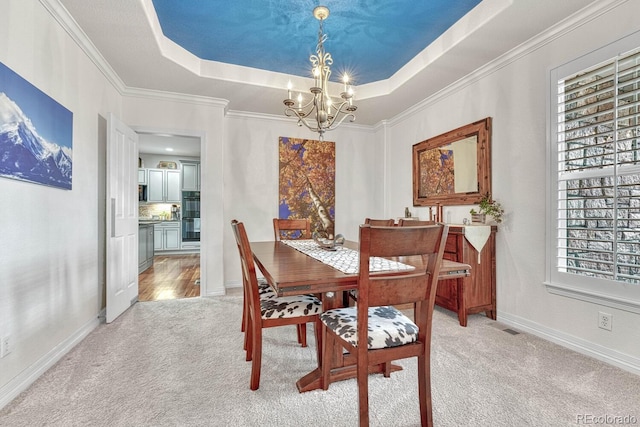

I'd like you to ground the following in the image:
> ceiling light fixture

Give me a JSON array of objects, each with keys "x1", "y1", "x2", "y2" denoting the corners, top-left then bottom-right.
[{"x1": 283, "y1": 6, "x2": 356, "y2": 140}]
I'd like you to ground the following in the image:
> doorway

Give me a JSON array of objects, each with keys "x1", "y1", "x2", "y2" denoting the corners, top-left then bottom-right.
[{"x1": 136, "y1": 131, "x2": 203, "y2": 302}]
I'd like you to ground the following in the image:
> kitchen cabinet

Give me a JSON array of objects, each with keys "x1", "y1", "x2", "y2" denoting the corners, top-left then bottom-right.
[
  {"x1": 181, "y1": 161, "x2": 200, "y2": 191},
  {"x1": 138, "y1": 223, "x2": 154, "y2": 273},
  {"x1": 147, "y1": 168, "x2": 181, "y2": 202},
  {"x1": 436, "y1": 225, "x2": 497, "y2": 326},
  {"x1": 138, "y1": 169, "x2": 147, "y2": 185},
  {"x1": 181, "y1": 240, "x2": 200, "y2": 250},
  {"x1": 154, "y1": 222, "x2": 181, "y2": 251}
]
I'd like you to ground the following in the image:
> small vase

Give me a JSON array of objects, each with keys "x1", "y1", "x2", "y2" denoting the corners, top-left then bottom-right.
[{"x1": 471, "y1": 213, "x2": 486, "y2": 224}]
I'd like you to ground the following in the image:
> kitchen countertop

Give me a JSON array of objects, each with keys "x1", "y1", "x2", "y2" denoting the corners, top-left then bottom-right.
[{"x1": 139, "y1": 219, "x2": 180, "y2": 225}]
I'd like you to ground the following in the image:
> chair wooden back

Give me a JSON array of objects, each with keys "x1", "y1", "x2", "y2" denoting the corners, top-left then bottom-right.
[
  {"x1": 273, "y1": 218, "x2": 312, "y2": 241},
  {"x1": 364, "y1": 218, "x2": 395, "y2": 226},
  {"x1": 231, "y1": 220, "x2": 261, "y2": 318},
  {"x1": 358, "y1": 224, "x2": 447, "y2": 426},
  {"x1": 358, "y1": 224, "x2": 448, "y2": 309},
  {"x1": 397, "y1": 218, "x2": 437, "y2": 226}
]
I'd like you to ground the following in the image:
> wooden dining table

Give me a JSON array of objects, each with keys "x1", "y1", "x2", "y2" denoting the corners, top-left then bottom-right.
[{"x1": 251, "y1": 239, "x2": 471, "y2": 393}]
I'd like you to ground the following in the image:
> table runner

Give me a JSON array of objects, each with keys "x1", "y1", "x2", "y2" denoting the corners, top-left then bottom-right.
[
  {"x1": 463, "y1": 225, "x2": 491, "y2": 264},
  {"x1": 282, "y1": 240, "x2": 415, "y2": 274}
]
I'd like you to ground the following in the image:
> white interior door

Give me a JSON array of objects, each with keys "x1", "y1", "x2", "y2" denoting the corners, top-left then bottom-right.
[{"x1": 106, "y1": 113, "x2": 139, "y2": 323}]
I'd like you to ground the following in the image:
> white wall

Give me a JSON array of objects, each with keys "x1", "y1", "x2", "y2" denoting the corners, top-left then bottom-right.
[
  {"x1": 223, "y1": 114, "x2": 380, "y2": 287},
  {"x1": 383, "y1": 1, "x2": 640, "y2": 371},
  {"x1": 0, "y1": 0, "x2": 122, "y2": 403}
]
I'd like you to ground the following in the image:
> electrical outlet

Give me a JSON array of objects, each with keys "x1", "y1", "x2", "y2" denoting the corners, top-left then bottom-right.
[
  {"x1": 598, "y1": 312, "x2": 613, "y2": 331},
  {"x1": 0, "y1": 335, "x2": 11, "y2": 358}
]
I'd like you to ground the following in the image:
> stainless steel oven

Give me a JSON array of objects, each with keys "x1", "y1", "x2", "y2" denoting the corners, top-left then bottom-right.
[{"x1": 181, "y1": 191, "x2": 200, "y2": 242}]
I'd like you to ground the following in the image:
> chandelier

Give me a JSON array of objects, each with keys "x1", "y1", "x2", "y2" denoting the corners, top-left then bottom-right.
[{"x1": 283, "y1": 6, "x2": 357, "y2": 140}]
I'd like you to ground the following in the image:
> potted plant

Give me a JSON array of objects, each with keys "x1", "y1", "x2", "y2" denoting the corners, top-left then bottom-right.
[{"x1": 470, "y1": 194, "x2": 504, "y2": 224}]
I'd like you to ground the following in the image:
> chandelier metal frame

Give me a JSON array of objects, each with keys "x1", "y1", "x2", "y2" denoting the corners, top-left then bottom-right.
[{"x1": 283, "y1": 6, "x2": 357, "y2": 140}]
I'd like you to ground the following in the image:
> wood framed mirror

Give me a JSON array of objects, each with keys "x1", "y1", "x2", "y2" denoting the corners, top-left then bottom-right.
[{"x1": 412, "y1": 117, "x2": 492, "y2": 206}]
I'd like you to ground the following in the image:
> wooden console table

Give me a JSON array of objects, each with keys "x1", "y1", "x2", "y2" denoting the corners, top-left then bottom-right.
[{"x1": 436, "y1": 225, "x2": 497, "y2": 326}]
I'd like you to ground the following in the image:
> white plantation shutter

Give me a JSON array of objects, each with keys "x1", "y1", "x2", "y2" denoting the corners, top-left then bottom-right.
[{"x1": 548, "y1": 33, "x2": 640, "y2": 309}]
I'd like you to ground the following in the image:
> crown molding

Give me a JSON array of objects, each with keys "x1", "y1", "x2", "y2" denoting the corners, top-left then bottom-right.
[
  {"x1": 40, "y1": 0, "x2": 628, "y2": 130},
  {"x1": 39, "y1": 0, "x2": 127, "y2": 94},
  {"x1": 39, "y1": 0, "x2": 231, "y2": 110},
  {"x1": 123, "y1": 87, "x2": 229, "y2": 110},
  {"x1": 385, "y1": 0, "x2": 627, "y2": 128}
]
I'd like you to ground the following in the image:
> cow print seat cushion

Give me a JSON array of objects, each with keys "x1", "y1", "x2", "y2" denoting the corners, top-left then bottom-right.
[
  {"x1": 257, "y1": 277, "x2": 276, "y2": 299},
  {"x1": 260, "y1": 293, "x2": 322, "y2": 319},
  {"x1": 320, "y1": 306, "x2": 418, "y2": 349},
  {"x1": 257, "y1": 277, "x2": 321, "y2": 319}
]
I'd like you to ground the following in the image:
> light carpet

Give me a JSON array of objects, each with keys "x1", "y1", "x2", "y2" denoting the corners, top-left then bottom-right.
[{"x1": 1, "y1": 296, "x2": 639, "y2": 426}]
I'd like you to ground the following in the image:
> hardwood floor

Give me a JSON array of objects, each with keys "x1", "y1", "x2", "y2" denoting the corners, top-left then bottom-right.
[{"x1": 138, "y1": 254, "x2": 200, "y2": 301}]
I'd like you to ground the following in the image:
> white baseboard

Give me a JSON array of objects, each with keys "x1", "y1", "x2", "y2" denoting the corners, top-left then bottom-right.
[
  {"x1": 498, "y1": 312, "x2": 640, "y2": 376},
  {"x1": 0, "y1": 316, "x2": 100, "y2": 410},
  {"x1": 225, "y1": 280, "x2": 242, "y2": 290}
]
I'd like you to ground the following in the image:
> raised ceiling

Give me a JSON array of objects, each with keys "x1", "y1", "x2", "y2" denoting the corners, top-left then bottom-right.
[
  {"x1": 56, "y1": 0, "x2": 597, "y2": 126},
  {"x1": 151, "y1": 0, "x2": 482, "y2": 85}
]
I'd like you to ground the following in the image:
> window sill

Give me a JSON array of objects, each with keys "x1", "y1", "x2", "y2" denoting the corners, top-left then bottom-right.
[{"x1": 545, "y1": 282, "x2": 640, "y2": 314}]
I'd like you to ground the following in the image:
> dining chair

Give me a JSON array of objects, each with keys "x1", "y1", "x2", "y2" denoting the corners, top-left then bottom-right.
[
  {"x1": 234, "y1": 222, "x2": 291, "y2": 351},
  {"x1": 273, "y1": 217, "x2": 312, "y2": 241},
  {"x1": 239, "y1": 218, "x2": 311, "y2": 342},
  {"x1": 343, "y1": 218, "x2": 397, "y2": 307},
  {"x1": 390, "y1": 217, "x2": 439, "y2": 314},
  {"x1": 231, "y1": 220, "x2": 322, "y2": 390},
  {"x1": 398, "y1": 218, "x2": 437, "y2": 226},
  {"x1": 364, "y1": 218, "x2": 395, "y2": 226},
  {"x1": 271, "y1": 217, "x2": 314, "y2": 346},
  {"x1": 237, "y1": 267, "x2": 278, "y2": 353},
  {"x1": 320, "y1": 224, "x2": 448, "y2": 427}
]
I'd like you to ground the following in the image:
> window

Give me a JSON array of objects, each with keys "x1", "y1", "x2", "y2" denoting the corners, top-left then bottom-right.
[{"x1": 547, "y1": 32, "x2": 640, "y2": 311}]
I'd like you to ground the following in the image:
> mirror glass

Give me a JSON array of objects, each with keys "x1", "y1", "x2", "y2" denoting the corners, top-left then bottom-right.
[{"x1": 412, "y1": 117, "x2": 492, "y2": 206}]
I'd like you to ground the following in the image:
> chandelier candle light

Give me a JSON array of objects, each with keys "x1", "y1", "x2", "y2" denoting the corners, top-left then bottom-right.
[{"x1": 283, "y1": 6, "x2": 357, "y2": 140}]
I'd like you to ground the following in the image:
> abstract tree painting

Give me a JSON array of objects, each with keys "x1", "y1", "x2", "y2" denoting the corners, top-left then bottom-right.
[
  {"x1": 418, "y1": 148, "x2": 455, "y2": 197},
  {"x1": 279, "y1": 136, "x2": 335, "y2": 238}
]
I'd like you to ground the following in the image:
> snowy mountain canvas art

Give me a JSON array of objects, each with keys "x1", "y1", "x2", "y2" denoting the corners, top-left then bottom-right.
[{"x1": 0, "y1": 62, "x2": 73, "y2": 190}]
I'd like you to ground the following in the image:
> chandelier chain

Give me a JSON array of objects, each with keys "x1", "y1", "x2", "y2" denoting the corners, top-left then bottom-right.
[{"x1": 283, "y1": 6, "x2": 357, "y2": 140}]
